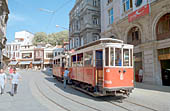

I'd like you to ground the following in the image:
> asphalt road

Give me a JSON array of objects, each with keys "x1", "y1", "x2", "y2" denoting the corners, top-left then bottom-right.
[{"x1": 0, "y1": 70, "x2": 169, "y2": 111}]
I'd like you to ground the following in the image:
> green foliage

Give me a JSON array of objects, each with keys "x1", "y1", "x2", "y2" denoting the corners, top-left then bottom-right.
[{"x1": 32, "y1": 30, "x2": 68, "y2": 46}]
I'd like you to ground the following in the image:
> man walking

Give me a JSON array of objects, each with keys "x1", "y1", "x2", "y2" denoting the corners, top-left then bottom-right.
[
  {"x1": 138, "y1": 67, "x2": 143, "y2": 82},
  {"x1": 10, "y1": 67, "x2": 21, "y2": 96},
  {"x1": 0, "y1": 68, "x2": 7, "y2": 95},
  {"x1": 63, "y1": 68, "x2": 69, "y2": 89}
]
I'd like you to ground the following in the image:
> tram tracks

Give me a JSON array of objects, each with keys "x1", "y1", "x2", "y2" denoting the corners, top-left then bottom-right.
[
  {"x1": 36, "y1": 72, "x2": 159, "y2": 111},
  {"x1": 123, "y1": 100, "x2": 158, "y2": 111},
  {"x1": 35, "y1": 82, "x2": 71, "y2": 111},
  {"x1": 35, "y1": 79, "x2": 103, "y2": 111},
  {"x1": 103, "y1": 97, "x2": 158, "y2": 111}
]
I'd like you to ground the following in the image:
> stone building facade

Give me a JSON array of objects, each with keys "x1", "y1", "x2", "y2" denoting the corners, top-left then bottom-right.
[
  {"x1": 0, "y1": 0, "x2": 9, "y2": 67},
  {"x1": 101, "y1": 0, "x2": 170, "y2": 86},
  {"x1": 69, "y1": 0, "x2": 101, "y2": 49}
]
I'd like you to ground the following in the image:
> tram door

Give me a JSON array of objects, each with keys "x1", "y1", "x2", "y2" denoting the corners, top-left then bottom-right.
[{"x1": 95, "y1": 50, "x2": 103, "y2": 87}]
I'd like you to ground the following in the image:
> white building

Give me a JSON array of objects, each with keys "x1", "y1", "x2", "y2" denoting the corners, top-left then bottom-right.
[
  {"x1": 44, "y1": 44, "x2": 55, "y2": 68},
  {"x1": 5, "y1": 42, "x2": 20, "y2": 60},
  {"x1": 4, "y1": 30, "x2": 34, "y2": 65},
  {"x1": 19, "y1": 45, "x2": 35, "y2": 69},
  {"x1": 15, "y1": 31, "x2": 34, "y2": 45}
]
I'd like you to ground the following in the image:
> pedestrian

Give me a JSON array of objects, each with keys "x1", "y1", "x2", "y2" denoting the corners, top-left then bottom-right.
[
  {"x1": 9, "y1": 66, "x2": 13, "y2": 74},
  {"x1": 138, "y1": 67, "x2": 143, "y2": 82},
  {"x1": 63, "y1": 68, "x2": 70, "y2": 89},
  {"x1": 0, "y1": 68, "x2": 7, "y2": 95},
  {"x1": 10, "y1": 67, "x2": 21, "y2": 96}
]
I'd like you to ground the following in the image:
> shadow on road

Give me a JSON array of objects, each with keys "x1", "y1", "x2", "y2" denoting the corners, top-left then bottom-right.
[{"x1": 42, "y1": 71, "x2": 127, "y2": 103}]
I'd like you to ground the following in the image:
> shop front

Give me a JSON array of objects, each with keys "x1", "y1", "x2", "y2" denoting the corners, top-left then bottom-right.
[
  {"x1": 19, "y1": 61, "x2": 32, "y2": 69},
  {"x1": 32, "y1": 61, "x2": 42, "y2": 70},
  {"x1": 134, "y1": 52, "x2": 143, "y2": 82},
  {"x1": 158, "y1": 48, "x2": 170, "y2": 86}
]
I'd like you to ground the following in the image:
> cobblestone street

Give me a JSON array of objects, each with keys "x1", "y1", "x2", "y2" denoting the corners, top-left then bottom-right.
[{"x1": 0, "y1": 70, "x2": 169, "y2": 111}]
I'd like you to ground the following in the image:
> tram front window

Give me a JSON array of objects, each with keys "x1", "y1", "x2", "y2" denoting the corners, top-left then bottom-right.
[
  {"x1": 115, "y1": 48, "x2": 122, "y2": 66},
  {"x1": 123, "y1": 49, "x2": 130, "y2": 66}
]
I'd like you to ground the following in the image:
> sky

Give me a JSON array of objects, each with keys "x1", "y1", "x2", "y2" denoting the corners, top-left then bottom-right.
[{"x1": 7, "y1": 0, "x2": 76, "y2": 43}]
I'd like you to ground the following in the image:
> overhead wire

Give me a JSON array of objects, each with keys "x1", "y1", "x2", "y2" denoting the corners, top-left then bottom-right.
[{"x1": 45, "y1": 0, "x2": 75, "y2": 33}]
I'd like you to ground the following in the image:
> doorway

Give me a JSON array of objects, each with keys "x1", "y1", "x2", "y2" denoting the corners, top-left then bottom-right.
[
  {"x1": 161, "y1": 60, "x2": 170, "y2": 86},
  {"x1": 95, "y1": 50, "x2": 103, "y2": 87}
]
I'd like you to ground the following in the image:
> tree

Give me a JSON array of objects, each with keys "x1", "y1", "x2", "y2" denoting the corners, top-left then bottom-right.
[
  {"x1": 32, "y1": 30, "x2": 69, "y2": 46},
  {"x1": 32, "y1": 32, "x2": 48, "y2": 45}
]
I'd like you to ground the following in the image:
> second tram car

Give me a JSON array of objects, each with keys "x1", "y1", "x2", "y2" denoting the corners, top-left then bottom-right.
[{"x1": 53, "y1": 38, "x2": 134, "y2": 96}]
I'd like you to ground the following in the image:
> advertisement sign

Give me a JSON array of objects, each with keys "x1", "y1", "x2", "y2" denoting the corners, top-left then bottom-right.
[{"x1": 128, "y1": 4, "x2": 149, "y2": 22}]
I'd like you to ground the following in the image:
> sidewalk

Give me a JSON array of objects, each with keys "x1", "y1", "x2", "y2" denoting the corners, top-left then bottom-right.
[{"x1": 135, "y1": 82, "x2": 170, "y2": 93}]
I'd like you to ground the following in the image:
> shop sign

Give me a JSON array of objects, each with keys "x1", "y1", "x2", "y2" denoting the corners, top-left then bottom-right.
[{"x1": 128, "y1": 4, "x2": 149, "y2": 22}]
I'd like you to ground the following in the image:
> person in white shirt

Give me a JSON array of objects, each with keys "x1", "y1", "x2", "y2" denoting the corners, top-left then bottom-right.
[
  {"x1": 0, "y1": 68, "x2": 7, "y2": 95},
  {"x1": 63, "y1": 68, "x2": 70, "y2": 89},
  {"x1": 10, "y1": 67, "x2": 21, "y2": 96},
  {"x1": 138, "y1": 67, "x2": 143, "y2": 82}
]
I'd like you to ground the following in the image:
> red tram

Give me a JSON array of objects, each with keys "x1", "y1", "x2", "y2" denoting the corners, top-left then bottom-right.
[
  {"x1": 53, "y1": 38, "x2": 134, "y2": 96},
  {"x1": 53, "y1": 55, "x2": 69, "y2": 80}
]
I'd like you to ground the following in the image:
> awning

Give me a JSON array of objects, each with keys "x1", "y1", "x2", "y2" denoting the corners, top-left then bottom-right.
[
  {"x1": 9, "y1": 61, "x2": 18, "y2": 65},
  {"x1": 19, "y1": 61, "x2": 31, "y2": 65},
  {"x1": 32, "y1": 61, "x2": 42, "y2": 64},
  {"x1": 44, "y1": 62, "x2": 52, "y2": 64}
]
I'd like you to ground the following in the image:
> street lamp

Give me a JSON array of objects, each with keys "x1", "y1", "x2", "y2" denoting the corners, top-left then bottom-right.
[
  {"x1": 56, "y1": 25, "x2": 69, "y2": 30},
  {"x1": 39, "y1": 8, "x2": 54, "y2": 14}
]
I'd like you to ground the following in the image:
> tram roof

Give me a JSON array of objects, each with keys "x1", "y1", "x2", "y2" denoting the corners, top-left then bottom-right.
[{"x1": 75, "y1": 38, "x2": 124, "y2": 51}]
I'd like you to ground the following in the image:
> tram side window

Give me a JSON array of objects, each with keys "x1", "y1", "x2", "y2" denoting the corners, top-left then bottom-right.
[
  {"x1": 62, "y1": 58, "x2": 66, "y2": 67},
  {"x1": 55, "y1": 59, "x2": 58, "y2": 66},
  {"x1": 115, "y1": 48, "x2": 122, "y2": 66},
  {"x1": 105, "y1": 48, "x2": 109, "y2": 66},
  {"x1": 72, "y1": 55, "x2": 77, "y2": 67},
  {"x1": 110, "y1": 48, "x2": 114, "y2": 66},
  {"x1": 84, "y1": 51, "x2": 93, "y2": 67},
  {"x1": 53, "y1": 60, "x2": 55, "y2": 65},
  {"x1": 77, "y1": 53, "x2": 83, "y2": 67},
  {"x1": 130, "y1": 49, "x2": 133, "y2": 66},
  {"x1": 123, "y1": 49, "x2": 130, "y2": 66},
  {"x1": 57, "y1": 59, "x2": 60, "y2": 67}
]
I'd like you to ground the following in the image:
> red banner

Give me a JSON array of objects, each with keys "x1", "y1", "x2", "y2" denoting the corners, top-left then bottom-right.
[{"x1": 128, "y1": 4, "x2": 149, "y2": 22}]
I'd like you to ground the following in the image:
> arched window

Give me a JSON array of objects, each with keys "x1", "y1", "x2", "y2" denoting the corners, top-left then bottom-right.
[
  {"x1": 127, "y1": 27, "x2": 141, "y2": 46},
  {"x1": 156, "y1": 13, "x2": 170, "y2": 40}
]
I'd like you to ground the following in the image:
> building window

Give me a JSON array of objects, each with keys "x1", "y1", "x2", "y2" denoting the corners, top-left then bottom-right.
[
  {"x1": 92, "y1": 33, "x2": 100, "y2": 41},
  {"x1": 22, "y1": 53, "x2": 32, "y2": 59},
  {"x1": 157, "y1": 13, "x2": 170, "y2": 40},
  {"x1": 92, "y1": 16, "x2": 99, "y2": 25},
  {"x1": 107, "y1": 0, "x2": 113, "y2": 4},
  {"x1": 76, "y1": 37, "x2": 79, "y2": 47},
  {"x1": 46, "y1": 53, "x2": 53, "y2": 58},
  {"x1": 122, "y1": 0, "x2": 133, "y2": 12},
  {"x1": 109, "y1": 8, "x2": 114, "y2": 24},
  {"x1": 135, "y1": 0, "x2": 143, "y2": 7},
  {"x1": 127, "y1": 27, "x2": 141, "y2": 46},
  {"x1": 93, "y1": 0, "x2": 99, "y2": 7}
]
